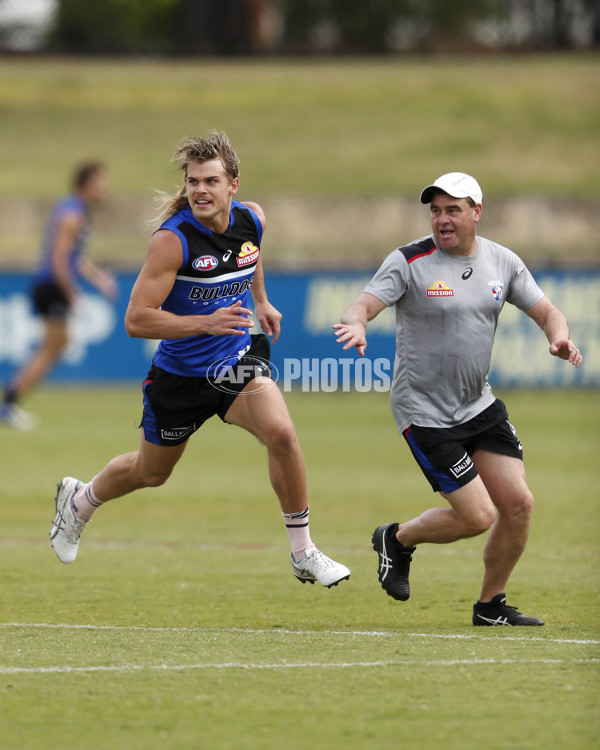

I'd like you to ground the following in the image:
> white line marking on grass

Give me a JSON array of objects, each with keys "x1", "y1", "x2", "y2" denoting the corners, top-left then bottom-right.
[
  {"x1": 8, "y1": 536, "x2": 588, "y2": 559},
  {"x1": 1, "y1": 658, "x2": 598, "y2": 675},
  {"x1": 406, "y1": 632, "x2": 600, "y2": 645},
  {"x1": 1, "y1": 622, "x2": 599, "y2": 645}
]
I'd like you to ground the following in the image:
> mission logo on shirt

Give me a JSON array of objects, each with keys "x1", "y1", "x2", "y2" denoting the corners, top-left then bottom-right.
[
  {"x1": 426, "y1": 280, "x2": 454, "y2": 297},
  {"x1": 237, "y1": 241, "x2": 260, "y2": 267}
]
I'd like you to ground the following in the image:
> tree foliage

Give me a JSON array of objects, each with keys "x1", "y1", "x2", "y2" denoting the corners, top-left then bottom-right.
[{"x1": 51, "y1": 0, "x2": 178, "y2": 55}]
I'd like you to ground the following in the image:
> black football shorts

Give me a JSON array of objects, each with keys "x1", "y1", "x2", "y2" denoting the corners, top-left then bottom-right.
[
  {"x1": 402, "y1": 398, "x2": 523, "y2": 494},
  {"x1": 140, "y1": 334, "x2": 273, "y2": 446},
  {"x1": 31, "y1": 281, "x2": 70, "y2": 319}
]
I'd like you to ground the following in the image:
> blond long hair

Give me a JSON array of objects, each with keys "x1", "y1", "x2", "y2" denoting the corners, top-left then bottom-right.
[{"x1": 152, "y1": 131, "x2": 240, "y2": 227}]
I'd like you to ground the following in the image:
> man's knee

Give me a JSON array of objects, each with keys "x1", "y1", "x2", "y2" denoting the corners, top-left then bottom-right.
[
  {"x1": 138, "y1": 455, "x2": 177, "y2": 488},
  {"x1": 265, "y1": 419, "x2": 299, "y2": 453},
  {"x1": 142, "y1": 469, "x2": 172, "y2": 488},
  {"x1": 447, "y1": 478, "x2": 497, "y2": 538},
  {"x1": 505, "y1": 487, "x2": 534, "y2": 522},
  {"x1": 463, "y1": 503, "x2": 497, "y2": 537}
]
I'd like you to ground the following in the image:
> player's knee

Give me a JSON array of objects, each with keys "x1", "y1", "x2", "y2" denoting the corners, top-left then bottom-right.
[
  {"x1": 143, "y1": 468, "x2": 172, "y2": 488},
  {"x1": 508, "y1": 488, "x2": 534, "y2": 522},
  {"x1": 464, "y1": 504, "x2": 496, "y2": 537},
  {"x1": 267, "y1": 420, "x2": 299, "y2": 454}
]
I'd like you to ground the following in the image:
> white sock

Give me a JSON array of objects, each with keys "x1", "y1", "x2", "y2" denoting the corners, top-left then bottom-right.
[
  {"x1": 282, "y1": 506, "x2": 313, "y2": 561},
  {"x1": 72, "y1": 478, "x2": 103, "y2": 521}
]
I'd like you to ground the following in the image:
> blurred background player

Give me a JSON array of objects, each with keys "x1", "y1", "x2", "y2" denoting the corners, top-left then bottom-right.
[
  {"x1": 334, "y1": 171, "x2": 581, "y2": 626},
  {"x1": 50, "y1": 132, "x2": 350, "y2": 589},
  {"x1": 1, "y1": 162, "x2": 117, "y2": 429}
]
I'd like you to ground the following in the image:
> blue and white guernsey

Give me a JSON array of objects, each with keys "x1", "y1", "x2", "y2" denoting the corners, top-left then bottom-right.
[
  {"x1": 152, "y1": 201, "x2": 262, "y2": 377},
  {"x1": 36, "y1": 195, "x2": 90, "y2": 284}
]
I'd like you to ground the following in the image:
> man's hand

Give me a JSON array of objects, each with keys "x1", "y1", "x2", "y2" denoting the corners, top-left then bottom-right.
[
  {"x1": 549, "y1": 339, "x2": 582, "y2": 367},
  {"x1": 96, "y1": 269, "x2": 118, "y2": 300},
  {"x1": 205, "y1": 300, "x2": 254, "y2": 336},
  {"x1": 333, "y1": 293, "x2": 386, "y2": 357},
  {"x1": 254, "y1": 300, "x2": 282, "y2": 344},
  {"x1": 333, "y1": 322, "x2": 368, "y2": 357}
]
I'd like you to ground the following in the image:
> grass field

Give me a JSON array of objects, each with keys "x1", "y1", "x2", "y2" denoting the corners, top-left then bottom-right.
[
  {"x1": 0, "y1": 386, "x2": 598, "y2": 749},
  {"x1": 1, "y1": 54, "x2": 598, "y2": 200},
  {"x1": 1, "y1": 54, "x2": 598, "y2": 270}
]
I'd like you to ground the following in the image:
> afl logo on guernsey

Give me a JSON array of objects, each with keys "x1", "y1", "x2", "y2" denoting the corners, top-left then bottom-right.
[{"x1": 193, "y1": 255, "x2": 218, "y2": 271}]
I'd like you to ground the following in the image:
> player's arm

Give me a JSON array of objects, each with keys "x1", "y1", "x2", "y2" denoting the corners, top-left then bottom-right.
[
  {"x1": 243, "y1": 201, "x2": 283, "y2": 344},
  {"x1": 78, "y1": 255, "x2": 118, "y2": 300},
  {"x1": 125, "y1": 230, "x2": 253, "y2": 340},
  {"x1": 333, "y1": 292, "x2": 387, "y2": 357},
  {"x1": 250, "y1": 254, "x2": 282, "y2": 344},
  {"x1": 525, "y1": 296, "x2": 582, "y2": 367},
  {"x1": 51, "y1": 211, "x2": 85, "y2": 306},
  {"x1": 242, "y1": 200, "x2": 265, "y2": 227}
]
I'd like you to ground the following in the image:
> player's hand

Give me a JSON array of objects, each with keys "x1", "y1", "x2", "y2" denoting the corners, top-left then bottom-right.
[
  {"x1": 97, "y1": 270, "x2": 119, "y2": 300},
  {"x1": 332, "y1": 322, "x2": 367, "y2": 357},
  {"x1": 254, "y1": 300, "x2": 282, "y2": 344},
  {"x1": 206, "y1": 300, "x2": 254, "y2": 336},
  {"x1": 549, "y1": 339, "x2": 582, "y2": 367}
]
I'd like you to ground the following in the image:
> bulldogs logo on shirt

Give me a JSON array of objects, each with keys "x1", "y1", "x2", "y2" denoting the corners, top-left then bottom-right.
[{"x1": 488, "y1": 280, "x2": 504, "y2": 301}]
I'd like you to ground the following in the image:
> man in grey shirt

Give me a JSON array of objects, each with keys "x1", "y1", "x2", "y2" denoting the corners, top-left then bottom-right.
[{"x1": 334, "y1": 172, "x2": 582, "y2": 626}]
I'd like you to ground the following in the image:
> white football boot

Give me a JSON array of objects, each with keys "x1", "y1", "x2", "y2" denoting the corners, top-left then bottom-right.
[
  {"x1": 0, "y1": 403, "x2": 38, "y2": 431},
  {"x1": 291, "y1": 546, "x2": 350, "y2": 588},
  {"x1": 50, "y1": 477, "x2": 86, "y2": 564}
]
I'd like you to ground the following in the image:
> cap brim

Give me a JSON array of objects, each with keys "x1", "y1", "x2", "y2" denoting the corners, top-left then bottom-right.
[{"x1": 420, "y1": 186, "x2": 436, "y2": 204}]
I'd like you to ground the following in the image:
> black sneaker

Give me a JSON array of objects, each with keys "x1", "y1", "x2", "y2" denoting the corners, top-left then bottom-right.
[
  {"x1": 371, "y1": 523, "x2": 416, "y2": 601},
  {"x1": 472, "y1": 593, "x2": 544, "y2": 626}
]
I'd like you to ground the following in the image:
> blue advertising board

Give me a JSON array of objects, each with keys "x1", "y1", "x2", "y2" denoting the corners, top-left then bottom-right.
[
  {"x1": 0, "y1": 269, "x2": 598, "y2": 388},
  {"x1": 0, "y1": 271, "x2": 146, "y2": 383}
]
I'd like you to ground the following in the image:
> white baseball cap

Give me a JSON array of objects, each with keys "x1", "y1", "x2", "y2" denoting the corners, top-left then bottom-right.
[{"x1": 420, "y1": 172, "x2": 483, "y2": 205}]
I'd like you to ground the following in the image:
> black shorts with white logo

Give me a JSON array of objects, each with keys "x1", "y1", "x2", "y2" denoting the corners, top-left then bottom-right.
[
  {"x1": 140, "y1": 334, "x2": 273, "y2": 446},
  {"x1": 402, "y1": 399, "x2": 523, "y2": 495}
]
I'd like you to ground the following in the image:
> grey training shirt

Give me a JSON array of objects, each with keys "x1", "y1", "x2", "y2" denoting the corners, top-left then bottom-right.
[{"x1": 364, "y1": 235, "x2": 544, "y2": 433}]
